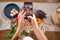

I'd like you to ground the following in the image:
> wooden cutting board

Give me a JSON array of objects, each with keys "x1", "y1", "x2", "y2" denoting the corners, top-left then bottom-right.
[{"x1": 51, "y1": 12, "x2": 60, "y2": 26}]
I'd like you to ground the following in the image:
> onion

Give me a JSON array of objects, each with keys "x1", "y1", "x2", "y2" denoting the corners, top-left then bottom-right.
[{"x1": 35, "y1": 10, "x2": 46, "y2": 19}]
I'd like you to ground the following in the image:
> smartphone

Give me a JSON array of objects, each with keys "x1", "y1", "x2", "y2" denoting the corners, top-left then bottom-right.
[{"x1": 23, "y1": 2, "x2": 33, "y2": 20}]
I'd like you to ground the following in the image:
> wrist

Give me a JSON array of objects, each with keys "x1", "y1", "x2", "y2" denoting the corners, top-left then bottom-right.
[
  {"x1": 32, "y1": 24, "x2": 38, "y2": 30},
  {"x1": 32, "y1": 23, "x2": 38, "y2": 28},
  {"x1": 32, "y1": 24, "x2": 41, "y2": 31}
]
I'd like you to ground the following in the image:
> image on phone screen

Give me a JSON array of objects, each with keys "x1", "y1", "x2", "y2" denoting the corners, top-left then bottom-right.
[{"x1": 23, "y1": 2, "x2": 33, "y2": 19}]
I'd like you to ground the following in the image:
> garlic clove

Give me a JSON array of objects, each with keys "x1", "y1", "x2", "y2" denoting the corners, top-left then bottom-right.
[{"x1": 10, "y1": 13, "x2": 14, "y2": 17}]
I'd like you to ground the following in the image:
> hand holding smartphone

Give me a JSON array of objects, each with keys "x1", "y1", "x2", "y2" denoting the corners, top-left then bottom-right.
[{"x1": 23, "y1": 2, "x2": 33, "y2": 20}]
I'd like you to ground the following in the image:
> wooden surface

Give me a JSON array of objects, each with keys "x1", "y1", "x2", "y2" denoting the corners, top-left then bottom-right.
[
  {"x1": 0, "y1": 30, "x2": 10, "y2": 40},
  {"x1": 0, "y1": 30, "x2": 60, "y2": 40},
  {"x1": 45, "y1": 31, "x2": 60, "y2": 40},
  {"x1": 0, "y1": 0, "x2": 60, "y2": 2}
]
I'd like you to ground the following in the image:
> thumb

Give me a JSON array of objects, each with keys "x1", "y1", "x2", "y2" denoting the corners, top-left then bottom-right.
[{"x1": 27, "y1": 16, "x2": 33, "y2": 20}]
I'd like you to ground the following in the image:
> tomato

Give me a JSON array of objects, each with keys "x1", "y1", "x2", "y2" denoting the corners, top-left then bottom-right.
[{"x1": 16, "y1": 17, "x2": 18, "y2": 23}]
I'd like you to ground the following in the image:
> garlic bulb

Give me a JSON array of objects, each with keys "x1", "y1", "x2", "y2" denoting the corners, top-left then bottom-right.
[{"x1": 10, "y1": 8, "x2": 18, "y2": 17}]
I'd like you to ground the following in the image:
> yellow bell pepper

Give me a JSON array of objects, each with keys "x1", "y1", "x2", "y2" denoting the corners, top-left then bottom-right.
[{"x1": 36, "y1": 18, "x2": 42, "y2": 24}]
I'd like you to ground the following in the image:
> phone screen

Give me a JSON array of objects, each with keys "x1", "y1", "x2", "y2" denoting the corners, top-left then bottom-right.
[{"x1": 23, "y1": 2, "x2": 33, "y2": 19}]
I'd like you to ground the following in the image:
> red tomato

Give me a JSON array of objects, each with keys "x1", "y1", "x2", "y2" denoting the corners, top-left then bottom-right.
[{"x1": 16, "y1": 17, "x2": 18, "y2": 23}]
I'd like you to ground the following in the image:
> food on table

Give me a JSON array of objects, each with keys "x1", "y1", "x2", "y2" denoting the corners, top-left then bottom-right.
[
  {"x1": 36, "y1": 18, "x2": 42, "y2": 24},
  {"x1": 10, "y1": 17, "x2": 18, "y2": 25},
  {"x1": 6, "y1": 24, "x2": 18, "y2": 39},
  {"x1": 10, "y1": 8, "x2": 18, "y2": 17},
  {"x1": 11, "y1": 10, "x2": 13, "y2": 13},
  {"x1": 10, "y1": 13, "x2": 13, "y2": 17},
  {"x1": 35, "y1": 10, "x2": 46, "y2": 19},
  {"x1": 16, "y1": 17, "x2": 18, "y2": 23}
]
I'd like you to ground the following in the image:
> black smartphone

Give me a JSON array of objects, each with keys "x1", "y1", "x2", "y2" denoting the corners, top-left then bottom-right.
[{"x1": 23, "y1": 2, "x2": 33, "y2": 20}]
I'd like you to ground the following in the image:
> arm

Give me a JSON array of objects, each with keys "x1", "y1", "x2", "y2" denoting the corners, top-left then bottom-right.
[
  {"x1": 33, "y1": 23, "x2": 47, "y2": 40},
  {"x1": 11, "y1": 10, "x2": 26, "y2": 40},
  {"x1": 28, "y1": 15, "x2": 47, "y2": 40},
  {"x1": 11, "y1": 26, "x2": 21, "y2": 40}
]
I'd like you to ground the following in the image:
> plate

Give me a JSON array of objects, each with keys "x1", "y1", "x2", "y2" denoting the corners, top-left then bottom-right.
[{"x1": 4, "y1": 3, "x2": 20, "y2": 19}]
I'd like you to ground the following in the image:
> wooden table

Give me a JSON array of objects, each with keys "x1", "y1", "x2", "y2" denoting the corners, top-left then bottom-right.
[
  {"x1": 0, "y1": 30, "x2": 60, "y2": 40},
  {"x1": 0, "y1": 0, "x2": 60, "y2": 2}
]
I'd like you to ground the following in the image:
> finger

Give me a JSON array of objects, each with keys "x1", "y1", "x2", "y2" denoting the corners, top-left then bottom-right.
[
  {"x1": 28, "y1": 14, "x2": 36, "y2": 21},
  {"x1": 27, "y1": 16, "x2": 33, "y2": 20},
  {"x1": 18, "y1": 12, "x2": 26, "y2": 24},
  {"x1": 27, "y1": 15, "x2": 36, "y2": 24},
  {"x1": 18, "y1": 10, "x2": 24, "y2": 17},
  {"x1": 22, "y1": 12, "x2": 26, "y2": 18},
  {"x1": 24, "y1": 19, "x2": 27, "y2": 23},
  {"x1": 21, "y1": 12, "x2": 26, "y2": 22},
  {"x1": 28, "y1": 22, "x2": 32, "y2": 26},
  {"x1": 19, "y1": 10, "x2": 24, "y2": 15},
  {"x1": 33, "y1": 14, "x2": 36, "y2": 19},
  {"x1": 24, "y1": 19, "x2": 27, "y2": 22},
  {"x1": 18, "y1": 11, "x2": 25, "y2": 20},
  {"x1": 22, "y1": 19, "x2": 26, "y2": 24},
  {"x1": 33, "y1": 14, "x2": 35, "y2": 16}
]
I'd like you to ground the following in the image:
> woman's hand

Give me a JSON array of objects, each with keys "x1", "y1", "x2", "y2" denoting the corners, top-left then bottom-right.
[
  {"x1": 27, "y1": 14, "x2": 38, "y2": 27},
  {"x1": 27, "y1": 14, "x2": 47, "y2": 40},
  {"x1": 11, "y1": 10, "x2": 26, "y2": 40},
  {"x1": 18, "y1": 10, "x2": 26, "y2": 30}
]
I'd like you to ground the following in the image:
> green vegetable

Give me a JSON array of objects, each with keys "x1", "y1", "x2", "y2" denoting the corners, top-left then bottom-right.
[
  {"x1": 6, "y1": 24, "x2": 18, "y2": 39},
  {"x1": 6, "y1": 24, "x2": 29, "y2": 40}
]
